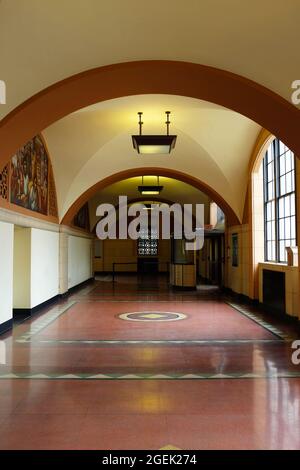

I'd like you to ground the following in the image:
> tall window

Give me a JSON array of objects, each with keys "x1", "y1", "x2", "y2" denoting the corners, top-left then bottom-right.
[{"x1": 263, "y1": 139, "x2": 296, "y2": 263}]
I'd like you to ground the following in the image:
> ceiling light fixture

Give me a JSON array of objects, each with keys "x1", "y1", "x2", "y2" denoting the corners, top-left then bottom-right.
[
  {"x1": 132, "y1": 111, "x2": 177, "y2": 154},
  {"x1": 138, "y1": 176, "x2": 164, "y2": 195}
]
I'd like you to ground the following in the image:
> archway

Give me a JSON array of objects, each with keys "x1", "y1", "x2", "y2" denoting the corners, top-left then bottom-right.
[{"x1": 1, "y1": 60, "x2": 300, "y2": 173}]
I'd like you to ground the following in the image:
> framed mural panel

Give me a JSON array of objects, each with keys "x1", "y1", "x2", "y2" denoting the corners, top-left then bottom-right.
[
  {"x1": 10, "y1": 135, "x2": 48, "y2": 215},
  {"x1": 74, "y1": 203, "x2": 90, "y2": 230}
]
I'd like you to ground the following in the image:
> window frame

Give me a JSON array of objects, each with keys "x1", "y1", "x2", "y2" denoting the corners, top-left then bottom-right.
[{"x1": 263, "y1": 138, "x2": 297, "y2": 264}]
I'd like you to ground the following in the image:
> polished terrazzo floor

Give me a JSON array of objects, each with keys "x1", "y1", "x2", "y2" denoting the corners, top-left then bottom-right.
[{"x1": 0, "y1": 275, "x2": 300, "y2": 449}]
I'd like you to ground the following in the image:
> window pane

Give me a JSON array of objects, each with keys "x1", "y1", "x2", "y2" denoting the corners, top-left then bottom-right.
[
  {"x1": 290, "y1": 194, "x2": 295, "y2": 216},
  {"x1": 267, "y1": 161, "x2": 274, "y2": 181},
  {"x1": 267, "y1": 241, "x2": 274, "y2": 261},
  {"x1": 266, "y1": 201, "x2": 275, "y2": 221},
  {"x1": 266, "y1": 202, "x2": 271, "y2": 221},
  {"x1": 279, "y1": 141, "x2": 287, "y2": 156},
  {"x1": 284, "y1": 196, "x2": 290, "y2": 217},
  {"x1": 272, "y1": 242, "x2": 276, "y2": 261},
  {"x1": 291, "y1": 173, "x2": 295, "y2": 192},
  {"x1": 291, "y1": 151, "x2": 295, "y2": 170},
  {"x1": 266, "y1": 147, "x2": 273, "y2": 164},
  {"x1": 279, "y1": 176, "x2": 285, "y2": 196},
  {"x1": 279, "y1": 219, "x2": 285, "y2": 239},
  {"x1": 279, "y1": 155, "x2": 285, "y2": 176},
  {"x1": 279, "y1": 241, "x2": 285, "y2": 262},
  {"x1": 266, "y1": 221, "x2": 272, "y2": 240},
  {"x1": 285, "y1": 218, "x2": 291, "y2": 239},
  {"x1": 268, "y1": 181, "x2": 274, "y2": 200},
  {"x1": 286, "y1": 172, "x2": 292, "y2": 194},
  {"x1": 291, "y1": 216, "x2": 296, "y2": 239},
  {"x1": 278, "y1": 198, "x2": 284, "y2": 219},
  {"x1": 286, "y1": 152, "x2": 291, "y2": 173}
]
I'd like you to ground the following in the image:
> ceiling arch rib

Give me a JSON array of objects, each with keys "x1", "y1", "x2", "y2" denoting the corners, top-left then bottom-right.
[
  {"x1": 0, "y1": 60, "x2": 299, "y2": 176},
  {"x1": 61, "y1": 168, "x2": 240, "y2": 227},
  {"x1": 89, "y1": 196, "x2": 210, "y2": 234},
  {"x1": 88, "y1": 180, "x2": 213, "y2": 233}
]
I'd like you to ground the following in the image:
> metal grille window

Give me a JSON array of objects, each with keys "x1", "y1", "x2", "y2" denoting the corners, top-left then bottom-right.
[
  {"x1": 263, "y1": 139, "x2": 296, "y2": 263},
  {"x1": 138, "y1": 228, "x2": 158, "y2": 256}
]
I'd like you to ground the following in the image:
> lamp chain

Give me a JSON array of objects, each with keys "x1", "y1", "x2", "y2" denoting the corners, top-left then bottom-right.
[
  {"x1": 138, "y1": 112, "x2": 143, "y2": 136},
  {"x1": 165, "y1": 111, "x2": 171, "y2": 135}
]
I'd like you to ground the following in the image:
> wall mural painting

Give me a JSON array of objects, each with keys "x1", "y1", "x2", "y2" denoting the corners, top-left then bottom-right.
[
  {"x1": 0, "y1": 164, "x2": 9, "y2": 201},
  {"x1": 10, "y1": 135, "x2": 49, "y2": 215}
]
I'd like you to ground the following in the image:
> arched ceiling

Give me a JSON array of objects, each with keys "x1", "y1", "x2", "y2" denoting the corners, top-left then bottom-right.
[
  {"x1": 88, "y1": 176, "x2": 212, "y2": 230},
  {"x1": 0, "y1": 0, "x2": 298, "y2": 121},
  {"x1": 42, "y1": 94, "x2": 261, "y2": 222}
]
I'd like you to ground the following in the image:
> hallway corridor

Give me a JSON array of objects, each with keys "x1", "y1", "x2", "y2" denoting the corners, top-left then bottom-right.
[{"x1": 0, "y1": 277, "x2": 299, "y2": 450}]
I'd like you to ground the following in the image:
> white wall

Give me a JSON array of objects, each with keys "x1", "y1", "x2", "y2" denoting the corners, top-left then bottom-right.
[
  {"x1": 0, "y1": 221, "x2": 14, "y2": 326},
  {"x1": 30, "y1": 228, "x2": 59, "y2": 308},
  {"x1": 1, "y1": 210, "x2": 93, "y2": 320},
  {"x1": 68, "y1": 235, "x2": 92, "y2": 289}
]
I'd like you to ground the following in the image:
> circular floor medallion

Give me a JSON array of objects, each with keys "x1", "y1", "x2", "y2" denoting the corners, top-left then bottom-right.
[{"x1": 118, "y1": 311, "x2": 187, "y2": 322}]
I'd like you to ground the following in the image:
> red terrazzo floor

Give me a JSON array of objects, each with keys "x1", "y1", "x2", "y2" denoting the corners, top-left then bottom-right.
[
  {"x1": 34, "y1": 300, "x2": 276, "y2": 341},
  {"x1": 0, "y1": 275, "x2": 299, "y2": 450}
]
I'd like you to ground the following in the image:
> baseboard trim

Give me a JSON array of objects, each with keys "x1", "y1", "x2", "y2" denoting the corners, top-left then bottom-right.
[
  {"x1": 258, "y1": 303, "x2": 299, "y2": 324},
  {"x1": 4, "y1": 278, "x2": 95, "y2": 337},
  {"x1": 171, "y1": 285, "x2": 197, "y2": 291},
  {"x1": 65, "y1": 277, "x2": 95, "y2": 295},
  {"x1": 13, "y1": 278, "x2": 95, "y2": 318},
  {"x1": 95, "y1": 271, "x2": 169, "y2": 276},
  {"x1": 0, "y1": 318, "x2": 13, "y2": 336},
  {"x1": 13, "y1": 294, "x2": 60, "y2": 318},
  {"x1": 222, "y1": 287, "x2": 257, "y2": 305},
  {"x1": 223, "y1": 287, "x2": 299, "y2": 324}
]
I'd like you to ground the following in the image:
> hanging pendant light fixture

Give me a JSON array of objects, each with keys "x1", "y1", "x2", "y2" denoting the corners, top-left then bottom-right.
[
  {"x1": 132, "y1": 111, "x2": 177, "y2": 154},
  {"x1": 138, "y1": 176, "x2": 164, "y2": 195}
]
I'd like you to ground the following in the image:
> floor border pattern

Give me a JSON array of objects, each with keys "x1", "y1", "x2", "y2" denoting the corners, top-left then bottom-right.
[
  {"x1": 227, "y1": 302, "x2": 291, "y2": 341},
  {"x1": 15, "y1": 301, "x2": 77, "y2": 343},
  {"x1": 0, "y1": 371, "x2": 300, "y2": 381}
]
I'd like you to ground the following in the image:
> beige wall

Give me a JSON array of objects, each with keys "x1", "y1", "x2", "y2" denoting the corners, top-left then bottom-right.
[
  {"x1": 13, "y1": 227, "x2": 31, "y2": 309},
  {"x1": 102, "y1": 239, "x2": 137, "y2": 272},
  {"x1": 225, "y1": 224, "x2": 250, "y2": 297},
  {"x1": 13, "y1": 227, "x2": 60, "y2": 309}
]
